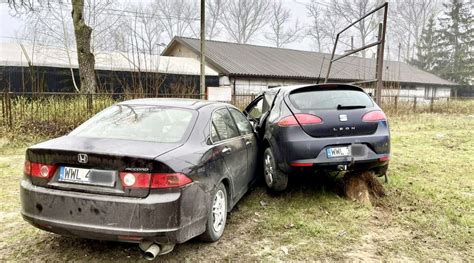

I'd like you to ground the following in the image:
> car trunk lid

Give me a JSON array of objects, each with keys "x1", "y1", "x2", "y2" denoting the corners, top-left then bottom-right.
[{"x1": 26, "y1": 136, "x2": 179, "y2": 197}]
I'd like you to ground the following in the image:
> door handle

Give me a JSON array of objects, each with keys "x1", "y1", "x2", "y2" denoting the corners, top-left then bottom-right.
[
  {"x1": 245, "y1": 140, "x2": 252, "y2": 146},
  {"x1": 222, "y1": 147, "x2": 231, "y2": 154}
]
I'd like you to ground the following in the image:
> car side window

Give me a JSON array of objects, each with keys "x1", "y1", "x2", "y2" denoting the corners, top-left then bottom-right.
[
  {"x1": 248, "y1": 99, "x2": 264, "y2": 119},
  {"x1": 229, "y1": 108, "x2": 253, "y2": 135},
  {"x1": 211, "y1": 123, "x2": 220, "y2": 142},
  {"x1": 211, "y1": 108, "x2": 240, "y2": 142}
]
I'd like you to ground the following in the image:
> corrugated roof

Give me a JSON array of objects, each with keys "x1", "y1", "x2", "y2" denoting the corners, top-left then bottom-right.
[
  {"x1": 163, "y1": 37, "x2": 456, "y2": 86},
  {"x1": 0, "y1": 43, "x2": 219, "y2": 76}
]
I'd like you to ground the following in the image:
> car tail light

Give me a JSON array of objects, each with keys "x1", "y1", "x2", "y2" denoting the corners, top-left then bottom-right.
[
  {"x1": 23, "y1": 160, "x2": 31, "y2": 175},
  {"x1": 379, "y1": 155, "x2": 390, "y2": 162},
  {"x1": 278, "y1": 114, "x2": 323, "y2": 127},
  {"x1": 362, "y1": 111, "x2": 387, "y2": 122},
  {"x1": 119, "y1": 172, "x2": 151, "y2": 189},
  {"x1": 24, "y1": 161, "x2": 57, "y2": 179},
  {"x1": 151, "y1": 173, "x2": 193, "y2": 189},
  {"x1": 119, "y1": 172, "x2": 192, "y2": 189}
]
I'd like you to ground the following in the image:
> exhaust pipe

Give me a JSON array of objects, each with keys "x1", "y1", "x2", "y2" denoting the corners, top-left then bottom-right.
[
  {"x1": 139, "y1": 241, "x2": 161, "y2": 261},
  {"x1": 337, "y1": 164, "x2": 348, "y2": 171},
  {"x1": 144, "y1": 244, "x2": 161, "y2": 261}
]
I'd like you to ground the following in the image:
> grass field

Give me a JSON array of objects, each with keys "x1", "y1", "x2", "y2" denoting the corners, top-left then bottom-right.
[{"x1": 0, "y1": 113, "x2": 472, "y2": 261}]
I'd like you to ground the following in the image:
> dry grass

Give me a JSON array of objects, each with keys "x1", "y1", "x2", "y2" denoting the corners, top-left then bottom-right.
[
  {"x1": 383, "y1": 97, "x2": 474, "y2": 116},
  {"x1": 0, "y1": 113, "x2": 473, "y2": 261}
]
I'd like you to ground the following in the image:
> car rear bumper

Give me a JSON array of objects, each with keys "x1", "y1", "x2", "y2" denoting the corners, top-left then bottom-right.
[
  {"x1": 20, "y1": 180, "x2": 208, "y2": 244},
  {"x1": 288, "y1": 144, "x2": 389, "y2": 172},
  {"x1": 273, "y1": 131, "x2": 390, "y2": 173}
]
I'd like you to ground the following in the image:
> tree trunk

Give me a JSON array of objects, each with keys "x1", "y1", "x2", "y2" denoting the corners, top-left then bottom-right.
[{"x1": 71, "y1": 0, "x2": 97, "y2": 94}]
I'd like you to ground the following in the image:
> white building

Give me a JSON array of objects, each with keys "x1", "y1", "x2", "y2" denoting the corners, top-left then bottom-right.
[{"x1": 162, "y1": 37, "x2": 457, "y2": 102}]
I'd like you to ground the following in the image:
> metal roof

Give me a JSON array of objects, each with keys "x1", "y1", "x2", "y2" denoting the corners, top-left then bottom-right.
[
  {"x1": 0, "y1": 43, "x2": 219, "y2": 76},
  {"x1": 162, "y1": 37, "x2": 456, "y2": 86}
]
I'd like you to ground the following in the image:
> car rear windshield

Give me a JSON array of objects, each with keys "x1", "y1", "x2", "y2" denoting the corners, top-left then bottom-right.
[
  {"x1": 289, "y1": 89, "x2": 373, "y2": 110},
  {"x1": 70, "y1": 105, "x2": 195, "y2": 143}
]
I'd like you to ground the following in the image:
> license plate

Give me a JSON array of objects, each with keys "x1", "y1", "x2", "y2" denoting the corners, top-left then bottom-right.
[
  {"x1": 326, "y1": 146, "x2": 351, "y2": 158},
  {"x1": 58, "y1": 167, "x2": 116, "y2": 187}
]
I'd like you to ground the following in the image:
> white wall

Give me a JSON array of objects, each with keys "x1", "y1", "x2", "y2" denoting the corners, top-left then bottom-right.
[
  {"x1": 231, "y1": 77, "x2": 314, "y2": 94},
  {"x1": 363, "y1": 86, "x2": 451, "y2": 102},
  {"x1": 230, "y1": 77, "x2": 452, "y2": 103}
]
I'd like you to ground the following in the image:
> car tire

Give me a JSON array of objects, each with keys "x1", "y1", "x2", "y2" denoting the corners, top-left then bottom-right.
[
  {"x1": 200, "y1": 183, "x2": 228, "y2": 242},
  {"x1": 263, "y1": 147, "x2": 288, "y2": 192}
]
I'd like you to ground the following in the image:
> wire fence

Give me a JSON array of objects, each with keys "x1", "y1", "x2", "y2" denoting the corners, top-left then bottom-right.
[{"x1": 1, "y1": 91, "x2": 472, "y2": 139}]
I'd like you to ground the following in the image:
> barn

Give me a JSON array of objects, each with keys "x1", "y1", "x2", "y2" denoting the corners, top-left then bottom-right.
[
  {"x1": 162, "y1": 37, "x2": 457, "y2": 102},
  {"x1": 0, "y1": 43, "x2": 219, "y2": 94}
]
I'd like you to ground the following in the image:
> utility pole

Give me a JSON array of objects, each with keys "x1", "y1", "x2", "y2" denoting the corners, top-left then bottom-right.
[
  {"x1": 200, "y1": 0, "x2": 206, "y2": 99},
  {"x1": 397, "y1": 42, "x2": 401, "y2": 80},
  {"x1": 375, "y1": 4, "x2": 388, "y2": 105}
]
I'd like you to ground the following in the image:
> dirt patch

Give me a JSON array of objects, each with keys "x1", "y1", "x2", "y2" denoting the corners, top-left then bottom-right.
[
  {"x1": 158, "y1": 196, "x2": 263, "y2": 261},
  {"x1": 343, "y1": 206, "x2": 412, "y2": 261},
  {"x1": 344, "y1": 171, "x2": 386, "y2": 205}
]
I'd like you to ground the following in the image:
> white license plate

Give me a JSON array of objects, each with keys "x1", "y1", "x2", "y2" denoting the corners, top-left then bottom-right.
[
  {"x1": 326, "y1": 146, "x2": 351, "y2": 158},
  {"x1": 59, "y1": 166, "x2": 91, "y2": 184}
]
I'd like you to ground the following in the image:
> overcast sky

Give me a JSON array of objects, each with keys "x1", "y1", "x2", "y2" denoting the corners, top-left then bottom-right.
[{"x1": 0, "y1": 0, "x2": 333, "y2": 51}]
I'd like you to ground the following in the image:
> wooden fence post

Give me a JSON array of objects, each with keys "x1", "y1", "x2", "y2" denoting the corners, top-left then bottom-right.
[
  {"x1": 6, "y1": 91, "x2": 12, "y2": 128},
  {"x1": 430, "y1": 96, "x2": 434, "y2": 113},
  {"x1": 87, "y1": 92, "x2": 93, "y2": 114},
  {"x1": 413, "y1": 97, "x2": 417, "y2": 112},
  {"x1": 394, "y1": 96, "x2": 398, "y2": 112},
  {"x1": 1, "y1": 91, "x2": 5, "y2": 127}
]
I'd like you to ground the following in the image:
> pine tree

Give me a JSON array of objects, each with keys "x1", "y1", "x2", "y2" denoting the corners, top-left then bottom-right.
[
  {"x1": 413, "y1": 16, "x2": 441, "y2": 73},
  {"x1": 436, "y1": 0, "x2": 473, "y2": 84}
]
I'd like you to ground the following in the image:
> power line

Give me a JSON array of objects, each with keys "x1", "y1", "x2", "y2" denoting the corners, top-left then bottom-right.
[
  {"x1": 20, "y1": 2, "x2": 201, "y2": 21},
  {"x1": 293, "y1": 0, "x2": 333, "y2": 9}
]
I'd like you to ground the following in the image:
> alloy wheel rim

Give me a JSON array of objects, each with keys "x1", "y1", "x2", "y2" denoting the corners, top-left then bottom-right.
[
  {"x1": 264, "y1": 153, "x2": 274, "y2": 186},
  {"x1": 212, "y1": 190, "x2": 226, "y2": 233}
]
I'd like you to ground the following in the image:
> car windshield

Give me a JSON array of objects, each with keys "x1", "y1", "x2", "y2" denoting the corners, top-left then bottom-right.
[
  {"x1": 70, "y1": 105, "x2": 195, "y2": 143},
  {"x1": 289, "y1": 89, "x2": 373, "y2": 110}
]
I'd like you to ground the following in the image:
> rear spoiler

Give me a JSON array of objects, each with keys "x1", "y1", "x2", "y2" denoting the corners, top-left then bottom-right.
[{"x1": 287, "y1": 83, "x2": 365, "y2": 95}]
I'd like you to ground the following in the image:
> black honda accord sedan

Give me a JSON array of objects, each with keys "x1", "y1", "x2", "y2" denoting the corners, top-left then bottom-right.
[
  {"x1": 244, "y1": 84, "x2": 390, "y2": 192},
  {"x1": 20, "y1": 99, "x2": 258, "y2": 258}
]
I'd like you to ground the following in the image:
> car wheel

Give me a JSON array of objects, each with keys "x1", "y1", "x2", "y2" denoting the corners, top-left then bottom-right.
[
  {"x1": 263, "y1": 147, "x2": 288, "y2": 192},
  {"x1": 200, "y1": 183, "x2": 227, "y2": 242}
]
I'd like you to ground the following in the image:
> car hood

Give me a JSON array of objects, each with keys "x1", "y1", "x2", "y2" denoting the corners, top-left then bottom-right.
[{"x1": 29, "y1": 135, "x2": 182, "y2": 159}]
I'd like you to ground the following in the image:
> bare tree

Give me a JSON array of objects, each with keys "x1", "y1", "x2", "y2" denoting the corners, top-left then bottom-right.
[
  {"x1": 152, "y1": 0, "x2": 198, "y2": 40},
  {"x1": 265, "y1": 0, "x2": 302, "y2": 48},
  {"x1": 71, "y1": 0, "x2": 97, "y2": 93},
  {"x1": 332, "y1": 0, "x2": 379, "y2": 58},
  {"x1": 390, "y1": 0, "x2": 440, "y2": 61},
  {"x1": 125, "y1": 3, "x2": 164, "y2": 56},
  {"x1": 220, "y1": 0, "x2": 271, "y2": 44},
  {"x1": 306, "y1": 1, "x2": 324, "y2": 52},
  {"x1": 8, "y1": 0, "x2": 101, "y2": 93},
  {"x1": 307, "y1": 1, "x2": 346, "y2": 53},
  {"x1": 321, "y1": 9, "x2": 347, "y2": 53},
  {"x1": 84, "y1": 0, "x2": 123, "y2": 54},
  {"x1": 21, "y1": 0, "x2": 119, "y2": 92},
  {"x1": 41, "y1": 3, "x2": 79, "y2": 91},
  {"x1": 206, "y1": 0, "x2": 226, "y2": 40}
]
